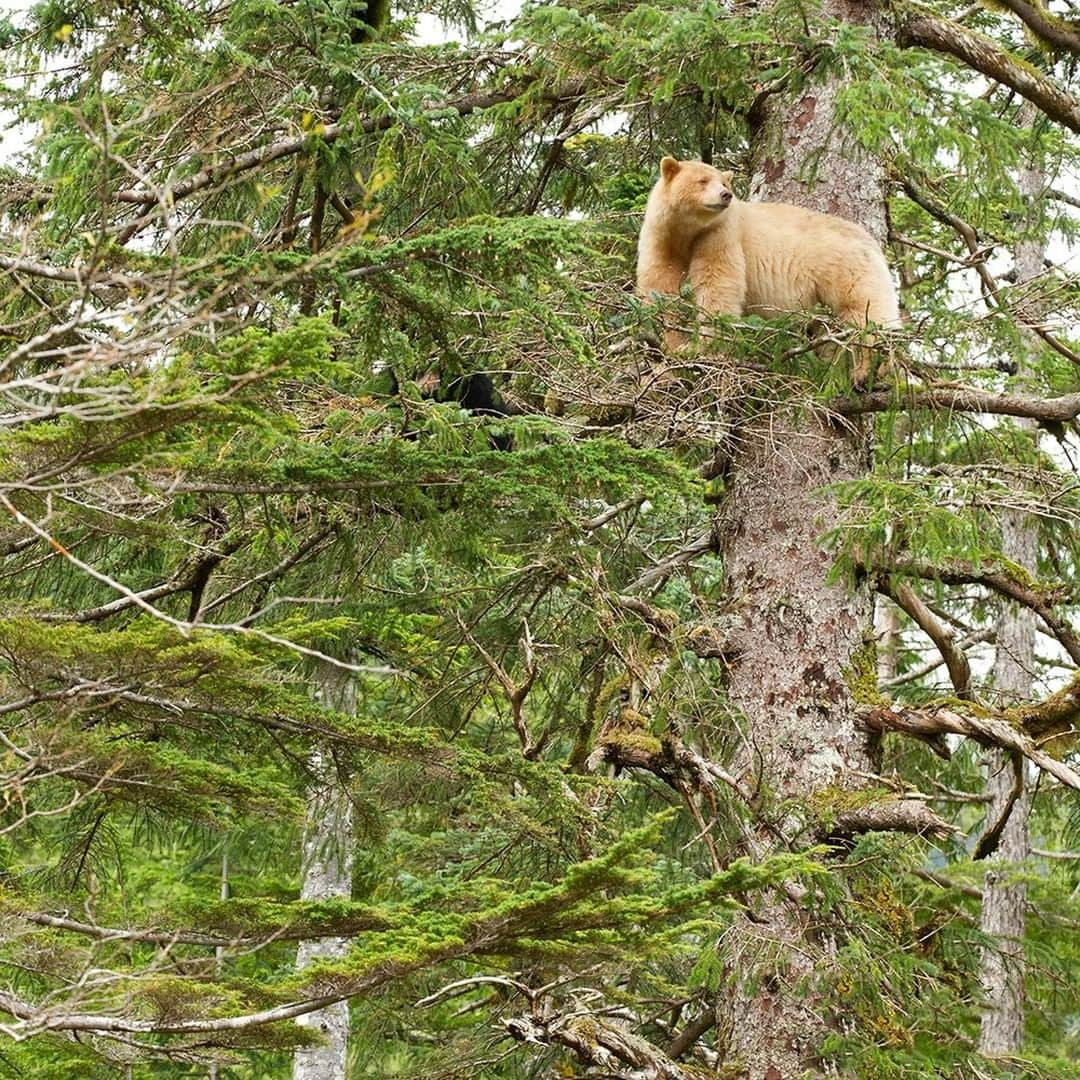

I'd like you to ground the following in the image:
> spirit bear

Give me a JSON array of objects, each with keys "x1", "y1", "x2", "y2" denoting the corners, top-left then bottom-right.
[{"x1": 636, "y1": 156, "x2": 899, "y2": 381}]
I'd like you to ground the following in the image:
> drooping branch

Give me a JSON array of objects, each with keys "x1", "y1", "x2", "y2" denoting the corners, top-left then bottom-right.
[
  {"x1": 877, "y1": 575, "x2": 973, "y2": 698},
  {"x1": 988, "y1": 0, "x2": 1080, "y2": 55},
  {"x1": 860, "y1": 701, "x2": 1080, "y2": 790},
  {"x1": 829, "y1": 386, "x2": 1080, "y2": 423},
  {"x1": 866, "y1": 556, "x2": 1080, "y2": 665},
  {"x1": 898, "y1": 11, "x2": 1080, "y2": 134}
]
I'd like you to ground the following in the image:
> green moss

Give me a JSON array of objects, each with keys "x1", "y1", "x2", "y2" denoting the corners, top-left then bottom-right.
[
  {"x1": 844, "y1": 637, "x2": 884, "y2": 706},
  {"x1": 603, "y1": 728, "x2": 664, "y2": 756},
  {"x1": 809, "y1": 784, "x2": 889, "y2": 828}
]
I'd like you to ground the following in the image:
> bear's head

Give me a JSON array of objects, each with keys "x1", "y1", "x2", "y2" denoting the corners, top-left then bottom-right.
[{"x1": 657, "y1": 157, "x2": 734, "y2": 224}]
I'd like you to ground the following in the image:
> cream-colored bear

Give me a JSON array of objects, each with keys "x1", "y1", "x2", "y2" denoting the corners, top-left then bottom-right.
[{"x1": 636, "y1": 157, "x2": 899, "y2": 379}]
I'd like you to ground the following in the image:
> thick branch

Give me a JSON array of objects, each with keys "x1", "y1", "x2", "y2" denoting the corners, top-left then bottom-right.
[
  {"x1": 666, "y1": 1007, "x2": 717, "y2": 1060},
  {"x1": 860, "y1": 702, "x2": 1080, "y2": 790},
  {"x1": 829, "y1": 386, "x2": 1080, "y2": 423},
  {"x1": 898, "y1": 12, "x2": 1080, "y2": 134},
  {"x1": 831, "y1": 798, "x2": 957, "y2": 839},
  {"x1": 1012, "y1": 671, "x2": 1080, "y2": 738}
]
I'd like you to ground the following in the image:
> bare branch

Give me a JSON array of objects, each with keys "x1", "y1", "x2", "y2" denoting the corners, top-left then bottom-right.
[
  {"x1": 867, "y1": 556, "x2": 1080, "y2": 665},
  {"x1": 456, "y1": 616, "x2": 543, "y2": 758},
  {"x1": 877, "y1": 576, "x2": 973, "y2": 698},
  {"x1": 504, "y1": 1011, "x2": 693, "y2": 1079}
]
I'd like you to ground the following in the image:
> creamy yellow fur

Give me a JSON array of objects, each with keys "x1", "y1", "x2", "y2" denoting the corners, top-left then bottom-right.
[{"x1": 637, "y1": 157, "x2": 899, "y2": 357}]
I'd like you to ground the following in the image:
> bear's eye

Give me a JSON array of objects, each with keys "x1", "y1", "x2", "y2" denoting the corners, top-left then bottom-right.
[{"x1": 698, "y1": 178, "x2": 708, "y2": 186}]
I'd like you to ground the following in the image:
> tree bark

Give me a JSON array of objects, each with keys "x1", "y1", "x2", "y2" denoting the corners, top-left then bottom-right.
[
  {"x1": 293, "y1": 663, "x2": 356, "y2": 1080},
  {"x1": 978, "y1": 123, "x2": 1041, "y2": 1056},
  {"x1": 713, "y1": 2, "x2": 889, "y2": 1072}
]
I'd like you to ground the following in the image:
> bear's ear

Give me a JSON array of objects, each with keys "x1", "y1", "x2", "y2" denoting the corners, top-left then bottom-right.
[
  {"x1": 719, "y1": 170, "x2": 734, "y2": 186},
  {"x1": 660, "y1": 156, "x2": 681, "y2": 182}
]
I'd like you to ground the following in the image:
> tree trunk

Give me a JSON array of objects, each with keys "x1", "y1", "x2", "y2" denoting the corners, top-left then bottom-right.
[
  {"x1": 977, "y1": 122, "x2": 1041, "y2": 1056},
  {"x1": 293, "y1": 663, "x2": 356, "y2": 1080},
  {"x1": 713, "y1": 2, "x2": 889, "y2": 1074}
]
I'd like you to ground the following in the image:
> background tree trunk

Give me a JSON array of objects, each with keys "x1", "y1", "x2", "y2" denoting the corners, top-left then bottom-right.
[
  {"x1": 292, "y1": 663, "x2": 356, "y2": 1080},
  {"x1": 978, "y1": 119, "x2": 1042, "y2": 1056},
  {"x1": 714, "y1": 1, "x2": 890, "y2": 1073}
]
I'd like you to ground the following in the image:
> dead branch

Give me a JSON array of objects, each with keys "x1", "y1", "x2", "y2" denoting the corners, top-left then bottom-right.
[
  {"x1": 503, "y1": 1011, "x2": 692, "y2": 1079},
  {"x1": 456, "y1": 615, "x2": 543, "y2": 758}
]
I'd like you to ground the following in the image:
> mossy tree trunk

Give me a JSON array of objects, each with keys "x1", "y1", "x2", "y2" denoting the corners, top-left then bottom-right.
[{"x1": 713, "y1": 0, "x2": 890, "y2": 1072}]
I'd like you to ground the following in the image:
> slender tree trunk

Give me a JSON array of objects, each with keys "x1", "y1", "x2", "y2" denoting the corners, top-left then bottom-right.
[
  {"x1": 209, "y1": 847, "x2": 228, "y2": 1080},
  {"x1": 978, "y1": 120, "x2": 1042, "y2": 1056},
  {"x1": 292, "y1": 663, "x2": 356, "y2": 1080},
  {"x1": 712, "y1": 2, "x2": 890, "y2": 1074}
]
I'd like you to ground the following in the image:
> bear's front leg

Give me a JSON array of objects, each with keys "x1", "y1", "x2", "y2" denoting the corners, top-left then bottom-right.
[
  {"x1": 636, "y1": 253, "x2": 695, "y2": 351},
  {"x1": 688, "y1": 235, "x2": 746, "y2": 331}
]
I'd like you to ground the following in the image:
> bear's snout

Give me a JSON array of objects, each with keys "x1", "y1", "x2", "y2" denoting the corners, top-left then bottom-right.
[{"x1": 704, "y1": 190, "x2": 732, "y2": 212}]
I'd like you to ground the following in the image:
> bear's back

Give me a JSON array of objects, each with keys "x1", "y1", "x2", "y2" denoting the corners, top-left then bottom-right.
[{"x1": 727, "y1": 201, "x2": 888, "y2": 319}]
